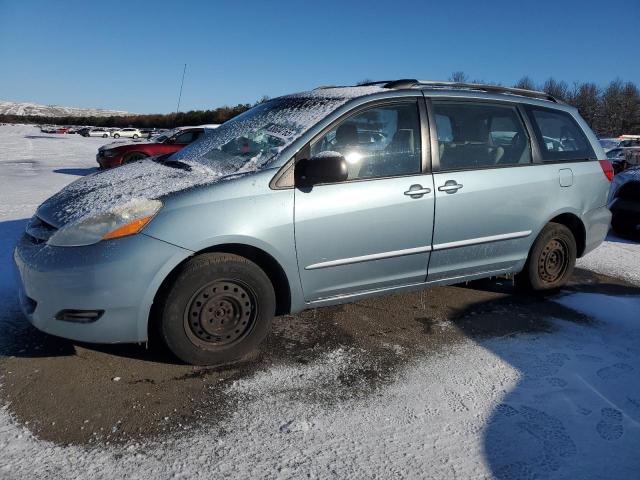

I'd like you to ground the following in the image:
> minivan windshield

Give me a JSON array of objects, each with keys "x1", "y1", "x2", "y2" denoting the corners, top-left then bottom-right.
[{"x1": 169, "y1": 92, "x2": 364, "y2": 173}]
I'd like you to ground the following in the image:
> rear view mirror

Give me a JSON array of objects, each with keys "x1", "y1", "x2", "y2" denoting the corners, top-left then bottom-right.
[{"x1": 295, "y1": 152, "x2": 348, "y2": 187}]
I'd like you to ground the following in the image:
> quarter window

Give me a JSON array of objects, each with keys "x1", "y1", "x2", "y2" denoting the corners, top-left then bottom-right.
[
  {"x1": 433, "y1": 102, "x2": 532, "y2": 170},
  {"x1": 310, "y1": 102, "x2": 421, "y2": 181},
  {"x1": 525, "y1": 106, "x2": 596, "y2": 161}
]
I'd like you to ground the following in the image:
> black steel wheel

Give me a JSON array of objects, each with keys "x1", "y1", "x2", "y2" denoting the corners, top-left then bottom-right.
[
  {"x1": 157, "y1": 253, "x2": 275, "y2": 365},
  {"x1": 537, "y1": 238, "x2": 570, "y2": 284},
  {"x1": 184, "y1": 280, "x2": 257, "y2": 348},
  {"x1": 517, "y1": 222, "x2": 577, "y2": 291}
]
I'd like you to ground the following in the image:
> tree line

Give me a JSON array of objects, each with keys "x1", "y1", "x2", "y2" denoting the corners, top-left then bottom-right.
[
  {"x1": 0, "y1": 103, "x2": 252, "y2": 130},
  {"x1": 2, "y1": 75, "x2": 639, "y2": 136}
]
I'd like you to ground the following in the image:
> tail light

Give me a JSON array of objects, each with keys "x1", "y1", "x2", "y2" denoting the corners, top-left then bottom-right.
[{"x1": 598, "y1": 159, "x2": 614, "y2": 181}]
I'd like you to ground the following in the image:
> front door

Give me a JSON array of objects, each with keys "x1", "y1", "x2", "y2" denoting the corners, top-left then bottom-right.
[{"x1": 294, "y1": 100, "x2": 435, "y2": 301}]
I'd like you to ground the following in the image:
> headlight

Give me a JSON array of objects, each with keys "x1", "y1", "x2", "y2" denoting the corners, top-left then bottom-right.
[{"x1": 47, "y1": 199, "x2": 162, "y2": 247}]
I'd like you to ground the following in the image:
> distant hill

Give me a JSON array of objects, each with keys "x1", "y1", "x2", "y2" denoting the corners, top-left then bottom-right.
[{"x1": 0, "y1": 100, "x2": 131, "y2": 117}]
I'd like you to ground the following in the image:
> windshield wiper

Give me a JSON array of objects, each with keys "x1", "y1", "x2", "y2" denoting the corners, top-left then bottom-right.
[{"x1": 152, "y1": 155, "x2": 192, "y2": 171}]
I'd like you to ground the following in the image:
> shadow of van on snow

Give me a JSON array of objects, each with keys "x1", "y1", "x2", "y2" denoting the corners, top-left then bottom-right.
[
  {"x1": 53, "y1": 167, "x2": 99, "y2": 176},
  {"x1": 454, "y1": 271, "x2": 640, "y2": 480}
]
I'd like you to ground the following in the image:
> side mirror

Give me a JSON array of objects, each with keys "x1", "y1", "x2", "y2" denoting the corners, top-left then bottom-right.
[{"x1": 295, "y1": 152, "x2": 348, "y2": 187}]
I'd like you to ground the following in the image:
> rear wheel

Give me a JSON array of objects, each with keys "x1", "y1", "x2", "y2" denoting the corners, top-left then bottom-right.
[
  {"x1": 516, "y1": 222, "x2": 576, "y2": 291},
  {"x1": 157, "y1": 253, "x2": 275, "y2": 365},
  {"x1": 102, "y1": 133, "x2": 108, "y2": 138},
  {"x1": 113, "y1": 133, "x2": 120, "y2": 138},
  {"x1": 133, "y1": 134, "x2": 139, "y2": 139}
]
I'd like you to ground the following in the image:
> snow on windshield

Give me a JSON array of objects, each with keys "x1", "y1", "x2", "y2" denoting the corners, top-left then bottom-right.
[
  {"x1": 172, "y1": 86, "x2": 384, "y2": 172},
  {"x1": 39, "y1": 86, "x2": 384, "y2": 226}
]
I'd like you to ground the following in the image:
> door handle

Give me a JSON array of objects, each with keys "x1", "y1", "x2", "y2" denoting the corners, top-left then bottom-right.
[
  {"x1": 438, "y1": 180, "x2": 463, "y2": 193},
  {"x1": 404, "y1": 184, "x2": 431, "y2": 198}
]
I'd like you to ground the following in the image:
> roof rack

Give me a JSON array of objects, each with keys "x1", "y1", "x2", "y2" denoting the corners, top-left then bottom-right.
[{"x1": 359, "y1": 79, "x2": 560, "y2": 103}]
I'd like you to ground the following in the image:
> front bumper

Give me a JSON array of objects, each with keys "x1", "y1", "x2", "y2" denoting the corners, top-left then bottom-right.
[
  {"x1": 14, "y1": 232, "x2": 192, "y2": 344},
  {"x1": 96, "y1": 152, "x2": 123, "y2": 169}
]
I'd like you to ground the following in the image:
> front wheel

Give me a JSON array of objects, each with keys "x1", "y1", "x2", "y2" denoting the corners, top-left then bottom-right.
[
  {"x1": 133, "y1": 134, "x2": 139, "y2": 139},
  {"x1": 113, "y1": 133, "x2": 120, "y2": 138},
  {"x1": 122, "y1": 152, "x2": 148, "y2": 164},
  {"x1": 157, "y1": 253, "x2": 275, "y2": 365},
  {"x1": 516, "y1": 222, "x2": 576, "y2": 291},
  {"x1": 102, "y1": 134, "x2": 108, "y2": 138}
]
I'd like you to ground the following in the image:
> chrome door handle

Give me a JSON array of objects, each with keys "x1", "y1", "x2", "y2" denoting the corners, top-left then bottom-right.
[
  {"x1": 404, "y1": 184, "x2": 431, "y2": 198},
  {"x1": 438, "y1": 181, "x2": 463, "y2": 193}
]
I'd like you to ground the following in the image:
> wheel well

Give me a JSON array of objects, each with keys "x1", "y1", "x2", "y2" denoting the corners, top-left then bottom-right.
[
  {"x1": 151, "y1": 243, "x2": 291, "y2": 330},
  {"x1": 549, "y1": 213, "x2": 586, "y2": 257}
]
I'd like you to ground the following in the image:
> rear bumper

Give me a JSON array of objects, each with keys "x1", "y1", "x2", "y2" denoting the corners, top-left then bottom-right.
[
  {"x1": 14, "y1": 232, "x2": 192, "y2": 344},
  {"x1": 582, "y1": 205, "x2": 612, "y2": 256}
]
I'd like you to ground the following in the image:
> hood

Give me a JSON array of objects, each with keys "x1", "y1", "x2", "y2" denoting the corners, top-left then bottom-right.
[
  {"x1": 37, "y1": 158, "x2": 242, "y2": 228},
  {"x1": 99, "y1": 139, "x2": 149, "y2": 151}
]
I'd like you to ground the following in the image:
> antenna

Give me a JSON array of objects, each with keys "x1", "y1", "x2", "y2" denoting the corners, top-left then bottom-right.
[{"x1": 175, "y1": 63, "x2": 187, "y2": 117}]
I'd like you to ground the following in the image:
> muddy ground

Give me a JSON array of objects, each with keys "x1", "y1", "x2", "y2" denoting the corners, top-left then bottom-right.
[{"x1": 0, "y1": 268, "x2": 636, "y2": 446}]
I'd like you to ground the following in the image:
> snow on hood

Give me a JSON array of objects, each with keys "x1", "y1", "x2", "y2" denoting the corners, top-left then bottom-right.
[
  {"x1": 37, "y1": 159, "x2": 240, "y2": 227},
  {"x1": 37, "y1": 86, "x2": 384, "y2": 228}
]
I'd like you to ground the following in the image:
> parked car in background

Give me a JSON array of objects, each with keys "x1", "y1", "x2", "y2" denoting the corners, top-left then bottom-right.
[
  {"x1": 84, "y1": 128, "x2": 111, "y2": 138},
  {"x1": 55, "y1": 127, "x2": 69, "y2": 134},
  {"x1": 607, "y1": 147, "x2": 640, "y2": 174},
  {"x1": 112, "y1": 128, "x2": 142, "y2": 139},
  {"x1": 96, "y1": 125, "x2": 217, "y2": 168},
  {"x1": 609, "y1": 166, "x2": 640, "y2": 237},
  {"x1": 599, "y1": 138, "x2": 621, "y2": 151}
]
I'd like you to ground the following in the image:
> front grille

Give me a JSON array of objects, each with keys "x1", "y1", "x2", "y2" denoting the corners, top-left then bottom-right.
[{"x1": 25, "y1": 215, "x2": 58, "y2": 243}]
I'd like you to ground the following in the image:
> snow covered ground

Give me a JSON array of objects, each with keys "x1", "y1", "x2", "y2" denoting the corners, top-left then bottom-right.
[{"x1": 1, "y1": 124, "x2": 639, "y2": 479}]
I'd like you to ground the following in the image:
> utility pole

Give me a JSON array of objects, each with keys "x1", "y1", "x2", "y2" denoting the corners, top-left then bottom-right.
[{"x1": 175, "y1": 63, "x2": 187, "y2": 125}]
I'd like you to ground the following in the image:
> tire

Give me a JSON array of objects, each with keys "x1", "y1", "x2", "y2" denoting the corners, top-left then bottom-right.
[
  {"x1": 157, "y1": 253, "x2": 275, "y2": 365},
  {"x1": 113, "y1": 133, "x2": 120, "y2": 138},
  {"x1": 122, "y1": 152, "x2": 148, "y2": 164},
  {"x1": 611, "y1": 213, "x2": 639, "y2": 238},
  {"x1": 516, "y1": 222, "x2": 576, "y2": 292},
  {"x1": 133, "y1": 134, "x2": 139, "y2": 139},
  {"x1": 102, "y1": 134, "x2": 108, "y2": 138}
]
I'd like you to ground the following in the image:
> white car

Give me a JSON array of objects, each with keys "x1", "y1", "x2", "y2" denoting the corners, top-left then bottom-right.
[
  {"x1": 86, "y1": 128, "x2": 112, "y2": 138},
  {"x1": 112, "y1": 128, "x2": 142, "y2": 139}
]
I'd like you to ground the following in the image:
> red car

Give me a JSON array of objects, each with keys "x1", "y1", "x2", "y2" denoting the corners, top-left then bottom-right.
[{"x1": 96, "y1": 125, "x2": 218, "y2": 169}]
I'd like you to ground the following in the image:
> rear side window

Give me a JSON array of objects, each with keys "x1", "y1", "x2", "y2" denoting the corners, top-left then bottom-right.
[
  {"x1": 525, "y1": 106, "x2": 595, "y2": 161},
  {"x1": 433, "y1": 102, "x2": 532, "y2": 170}
]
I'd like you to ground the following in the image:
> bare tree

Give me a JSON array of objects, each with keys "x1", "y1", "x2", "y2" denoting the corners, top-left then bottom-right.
[
  {"x1": 449, "y1": 71, "x2": 469, "y2": 83},
  {"x1": 513, "y1": 76, "x2": 536, "y2": 90},
  {"x1": 541, "y1": 78, "x2": 570, "y2": 101}
]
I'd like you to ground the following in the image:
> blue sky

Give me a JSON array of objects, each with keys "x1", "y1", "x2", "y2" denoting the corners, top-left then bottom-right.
[{"x1": 0, "y1": 0, "x2": 638, "y2": 114}]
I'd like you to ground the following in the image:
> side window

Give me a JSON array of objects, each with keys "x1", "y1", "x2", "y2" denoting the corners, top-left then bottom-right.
[
  {"x1": 433, "y1": 102, "x2": 532, "y2": 170},
  {"x1": 526, "y1": 106, "x2": 596, "y2": 161},
  {"x1": 310, "y1": 102, "x2": 421, "y2": 181},
  {"x1": 174, "y1": 131, "x2": 198, "y2": 144}
]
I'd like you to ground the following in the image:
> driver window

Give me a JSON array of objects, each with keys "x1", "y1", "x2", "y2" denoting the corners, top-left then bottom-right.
[
  {"x1": 310, "y1": 102, "x2": 421, "y2": 181},
  {"x1": 174, "y1": 131, "x2": 197, "y2": 144}
]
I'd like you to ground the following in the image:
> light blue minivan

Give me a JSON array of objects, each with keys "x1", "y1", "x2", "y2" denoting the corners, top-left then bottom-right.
[{"x1": 14, "y1": 80, "x2": 613, "y2": 365}]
